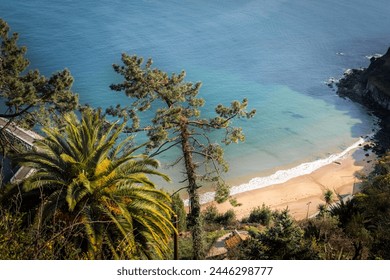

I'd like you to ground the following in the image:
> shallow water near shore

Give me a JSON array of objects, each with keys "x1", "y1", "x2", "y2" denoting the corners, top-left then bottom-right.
[
  {"x1": 1, "y1": 0, "x2": 389, "y2": 194},
  {"x1": 192, "y1": 134, "x2": 374, "y2": 205}
]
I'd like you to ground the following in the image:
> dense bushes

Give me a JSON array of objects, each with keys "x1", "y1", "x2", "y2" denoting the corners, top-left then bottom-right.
[
  {"x1": 0, "y1": 207, "x2": 83, "y2": 259},
  {"x1": 235, "y1": 209, "x2": 319, "y2": 260},
  {"x1": 202, "y1": 205, "x2": 237, "y2": 228},
  {"x1": 242, "y1": 204, "x2": 273, "y2": 226}
]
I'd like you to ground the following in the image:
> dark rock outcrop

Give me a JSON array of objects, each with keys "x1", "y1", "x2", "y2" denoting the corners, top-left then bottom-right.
[
  {"x1": 337, "y1": 47, "x2": 390, "y2": 111},
  {"x1": 337, "y1": 47, "x2": 390, "y2": 153}
]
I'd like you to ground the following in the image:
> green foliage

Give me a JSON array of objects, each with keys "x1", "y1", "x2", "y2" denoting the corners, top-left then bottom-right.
[
  {"x1": 0, "y1": 207, "x2": 83, "y2": 259},
  {"x1": 317, "y1": 152, "x2": 390, "y2": 259},
  {"x1": 108, "y1": 54, "x2": 255, "y2": 196},
  {"x1": 317, "y1": 203, "x2": 327, "y2": 217},
  {"x1": 3, "y1": 109, "x2": 174, "y2": 259},
  {"x1": 215, "y1": 181, "x2": 230, "y2": 203},
  {"x1": 203, "y1": 205, "x2": 220, "y2": 224},
  {"x1": 229, "y1": 197, "x2": 242, "y2": 207},
  {"x1": 202, "y1": 205, "x2": 237, "y2": 228},
  {"x1": 329, "y1": 195, "x2": 360, "y2": 228},
  {"x1": 177, "y1": 234, "x2": 194, "y2": 260},
  {"x1": 238, "y1": 209, "x2": 318, "y2": 260},
  {"x1": 233, "y1": 235, "x2": 269, "y2": 260},
  {"x1": 108, "y1": 54, "x2": 255, "y2": 259},
  {"x1": 190, "y1": 214, "x2": 205, "y2": 259},
  {"x1": 108, "y1": 54, "x2": 255, "y2": 149},
  {"x1": 260, "y1": 210, "x2": 314, "y2": 259},
  {"x1": 171, "y1": 193, "x2": 187, "y2": 232},
  {"x1": 352, "y1": 153, "x2": 390, "y2": 259},
  {"x1": 302, "y1": 215, "x2": 355, "y2": 259},
  {"x1": 216, "y1": 209, "x2": 237, "y2": 227},
  {"x1": 245, "y1": 204, "x2": 273, "y2": 226},
  {"x1": 323, "y1": 189, "x2": 334, "y2": 205},
  {"x1": 0, "y1": 208, "x2": 40, "y2": 259},
  {"x1": 177, "y1": 230, "x2": 228, "y2": 260},
  {"x1": 0, "y1": 18, "x2": 78, "y2": 130},
  {"x1": 234, "y1": 153, "x2": 390, "y2": 260}
]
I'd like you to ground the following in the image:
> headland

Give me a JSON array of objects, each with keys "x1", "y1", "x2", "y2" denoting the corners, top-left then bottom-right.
[{"x1": 206, "y1": 47, "x2": 390, "y2": 220}]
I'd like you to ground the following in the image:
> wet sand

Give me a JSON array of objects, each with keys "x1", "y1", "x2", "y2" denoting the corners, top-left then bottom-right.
[{"x1": 203, "y1": 145, "x2": 376, "y2": 221}]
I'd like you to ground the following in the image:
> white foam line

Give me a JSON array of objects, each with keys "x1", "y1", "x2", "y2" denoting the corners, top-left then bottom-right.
[
  {"x1": 365, "y1": 53, "x2": 382, "y2": 60},
  {"x1": 184, "y1": 135, "x2": 373, "y2": 206}
]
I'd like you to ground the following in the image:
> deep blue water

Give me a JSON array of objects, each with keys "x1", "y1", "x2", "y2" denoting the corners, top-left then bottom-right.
[{"x1": 1, "y1": 0, "x2": 389, "y2": 193}]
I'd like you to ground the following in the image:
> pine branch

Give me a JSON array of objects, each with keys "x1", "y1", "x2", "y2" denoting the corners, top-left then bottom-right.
[
  {"x1": 0, "y1": 103, "x2": 35, "y2": 118},
  {"x1": 149, "y1": 140, "x2": 182, "y2": 158}
]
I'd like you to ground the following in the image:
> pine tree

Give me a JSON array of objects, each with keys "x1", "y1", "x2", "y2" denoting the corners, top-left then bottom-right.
[
  {"x1": 108, "y1": 54, "x2": 256, "y2": 259},
  {"x1": 0, "y1": 18, "x2": 78, "y2": 136}
]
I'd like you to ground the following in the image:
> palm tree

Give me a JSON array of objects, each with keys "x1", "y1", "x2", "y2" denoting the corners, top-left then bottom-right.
[
  {"x1": 317, "y1": 203, "x2": 327, "y2": 217},
  {"x1": 9, "y1": 109, "x2": 174, "y2": 259},
  {"x1": 324, "y1": 189, "x2": 334, "y2": 207}
]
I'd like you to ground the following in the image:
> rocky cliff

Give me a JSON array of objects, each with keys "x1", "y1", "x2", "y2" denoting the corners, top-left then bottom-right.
[
  {"x1": 338, "y1": 47, "x2": 390, "y2": 110},
  {"x1": 337, "y1": 47, "x2": 390, "y2": 153}
]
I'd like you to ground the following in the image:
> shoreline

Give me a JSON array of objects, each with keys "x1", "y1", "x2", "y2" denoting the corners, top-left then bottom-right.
[
  {"x1": 201, "y1": 139, "x2": 377, "y2": 221},
  {"x1": 198, "y1": 49, "x2": 390, "y2": 221},
  {"x1": 184, "y1": 134, "x2": 374, "y2": 205}
]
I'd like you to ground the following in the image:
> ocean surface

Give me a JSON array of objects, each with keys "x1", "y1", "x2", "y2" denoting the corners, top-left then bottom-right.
[{"x1": 1, "y1": 0, "x2": 390, "y2": 198}]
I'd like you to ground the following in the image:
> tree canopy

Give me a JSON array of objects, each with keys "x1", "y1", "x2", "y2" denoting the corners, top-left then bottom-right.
[
  {"x1": 108, "y1": 54, "x2": 256, "y2": 259},
  {"x1": 3, "y1": 109, "x2": 174, "y2": 259},
  {"x1": 0, "y1": 18, "x2": 78, "y2": 130}
]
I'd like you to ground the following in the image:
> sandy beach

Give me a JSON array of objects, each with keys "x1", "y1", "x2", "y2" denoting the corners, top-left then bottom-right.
[{"x1": 202, "y1": 144, "x2": 376, "y2": 221}]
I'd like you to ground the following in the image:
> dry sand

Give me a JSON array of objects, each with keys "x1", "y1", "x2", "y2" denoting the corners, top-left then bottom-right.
[{"x1": 202, "y1": 145, "x2": 376, "y2": 221}]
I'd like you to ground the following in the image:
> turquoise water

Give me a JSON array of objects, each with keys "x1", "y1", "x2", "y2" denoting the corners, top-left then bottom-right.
[{"x1": 1, "y1": 0, "x2": 389, "y2": 194}]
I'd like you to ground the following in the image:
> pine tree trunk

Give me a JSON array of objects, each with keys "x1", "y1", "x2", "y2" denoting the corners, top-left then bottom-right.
[{"x1": 179, "y1": 120, "x2": 204, "y2": 260}]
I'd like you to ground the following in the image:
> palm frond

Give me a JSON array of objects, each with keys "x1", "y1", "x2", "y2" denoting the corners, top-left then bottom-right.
[{"x1": 10, "y1": 108, "x2": 174, "y2": 259}]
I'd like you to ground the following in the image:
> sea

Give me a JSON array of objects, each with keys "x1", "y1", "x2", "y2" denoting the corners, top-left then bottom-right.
[{"x1": 1, "y1": 0, "x2": 390, "y2": 201}]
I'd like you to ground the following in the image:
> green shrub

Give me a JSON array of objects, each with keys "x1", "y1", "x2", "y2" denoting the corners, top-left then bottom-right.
[
  {"x1": 203, "y1": 205, "x2": 219, "y2": 223},
  {"x1": 215, "y1": 209, "x2": 237, "y2": 226},
  {"x1": 0, "y1": 208, "x2": 83, "y2": 259},
  {"x1": 202, "y1": 206, "x2": 237, "y2": 227},
  {"x1": 246, "y1": 204, "x2": 273, "y2": 226},
  {"x1": 229, "y1": 197, "x2": 242, "y2": 207},
  {"x1": 171, "y1": 193, "x2": 187, "y2": 232}
]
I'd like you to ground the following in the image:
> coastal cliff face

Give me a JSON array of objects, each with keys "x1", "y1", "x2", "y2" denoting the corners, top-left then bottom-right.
[
  {"x1": 363, "y1": 47, "x2": 390, "y2": 110},
  {"x1": 337, "y1": 47, "x2": 390, "y2": 111},
  {"x1": 337, "y1": 47, "x2": 390, "y2": 153}
]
